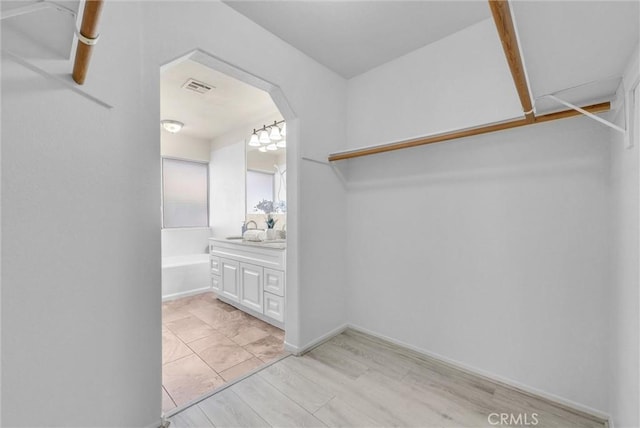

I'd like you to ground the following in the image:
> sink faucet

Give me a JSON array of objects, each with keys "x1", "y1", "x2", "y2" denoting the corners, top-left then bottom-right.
[{"x1": 242, "y1": 220, "x2": 258, "y2": 235}]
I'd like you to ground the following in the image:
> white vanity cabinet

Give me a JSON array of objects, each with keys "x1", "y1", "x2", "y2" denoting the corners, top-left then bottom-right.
[{"x1": 209, "y1": 238, "x2": 285, "y2": 328}]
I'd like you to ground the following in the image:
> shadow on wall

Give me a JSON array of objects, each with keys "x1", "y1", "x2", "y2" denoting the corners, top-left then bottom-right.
[{"x1": 345, "y1": 118, "x2": 609, "y2": 191}]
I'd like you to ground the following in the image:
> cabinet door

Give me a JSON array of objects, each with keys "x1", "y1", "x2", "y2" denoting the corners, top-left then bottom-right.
[
  {"x1": 221, "y1": 258, "x2": 239, "y2": 302},
  {"x1": 264, "y1": 292, "x2": 284, "y2": 323},
  {"x1": 211, "y1": 274, "x2": 221, "y2": 293},
  {"x1": 240, "y1": 263, "x2": 263, "y2": 312},
  {"x1": 264, "y1": 268, "x2": 285, "y2": 297}
]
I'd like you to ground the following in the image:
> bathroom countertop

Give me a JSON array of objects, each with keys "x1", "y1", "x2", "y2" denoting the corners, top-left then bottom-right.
[{"x1": 209, "y1": 237, "x2": 287, "y2": 250}]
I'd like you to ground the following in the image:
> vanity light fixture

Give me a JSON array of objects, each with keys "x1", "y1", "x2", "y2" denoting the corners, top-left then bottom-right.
[
  {"x1": 248, "y1": 120, "x2": 286, "y2": 151},
  {"x1": 161, "y1": 120, "x2": 184, "y2": 133},
  {"x1": 249, "y1": 130, "x2": 261, "y2": 147}
]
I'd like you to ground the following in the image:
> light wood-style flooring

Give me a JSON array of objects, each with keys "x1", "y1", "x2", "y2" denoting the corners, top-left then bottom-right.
[{"x1": 169, "y1": 329, "x2": 607, "y2": 428}]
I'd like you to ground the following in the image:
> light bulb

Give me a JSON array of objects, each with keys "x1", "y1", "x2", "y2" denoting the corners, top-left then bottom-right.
[
  {"x1": 266, "y1": 143, "x2": 278, "y2": 151},
  {"x1": 259, "y1": 129, "x2": 270, "y2": 144},
  {"x1": 269, "y1": 124, "x2": 282, "y2": 141},
  {"x1": 258, "y1": 146, "x2": 267, "y2": 153},
  {"x1": 276, "y1": 139, "x2": 286, "y2": 148},
  {"x1": 249, "y1": 131, "x2": 260, "y2": 147},
  {"x1": 280, "y1": 122, "x2": 286, "y2": 136}
]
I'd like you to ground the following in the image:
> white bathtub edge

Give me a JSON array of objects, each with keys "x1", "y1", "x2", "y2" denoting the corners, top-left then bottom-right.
[{"x1": 162, "y1": 286, "x2": 212, "y2": 302}]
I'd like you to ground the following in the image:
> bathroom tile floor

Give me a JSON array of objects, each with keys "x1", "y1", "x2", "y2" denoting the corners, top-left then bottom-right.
[{"x1": 161, "y1": 292, "x2": 286, "y2": 413}]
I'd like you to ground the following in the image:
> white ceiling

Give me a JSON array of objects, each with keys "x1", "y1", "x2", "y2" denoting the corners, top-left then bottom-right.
[
  {"x1": 224, "y1": 0, "x2": 491, "y2": 78},
  {"x1": 512, "y1": 1, "x2": 639, "y2": 113},
  {"x1": 161, "y1": 59, "x2": 280, "y2": 141},
  {"x1": 1, "y1": 0, "x2": 79, "y2": 60}
]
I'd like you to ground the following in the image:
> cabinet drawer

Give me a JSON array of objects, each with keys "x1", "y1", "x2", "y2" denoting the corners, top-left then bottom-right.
[
  {"x1": 210, "y1": 256, "x2": 221, "y2": 275},
  {"x1": 263, "y1": 268, "x2": 285, "y2": 297},
  {"x1": 264, "y1": 292, "x2": 284, "y2": 323},
  {"x1": 211, "y1": 274, "x2": 221, "y2": 293}
]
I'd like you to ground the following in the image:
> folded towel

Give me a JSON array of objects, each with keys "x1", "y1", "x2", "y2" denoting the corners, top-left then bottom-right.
[{"x1": 243, "y1": 230, "x2": 265, "y2": 241}]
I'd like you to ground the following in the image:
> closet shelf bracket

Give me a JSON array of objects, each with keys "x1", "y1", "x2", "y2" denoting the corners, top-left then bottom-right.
[{"x1": 539, "y1": 94, "x2": 625, "y2": 134}]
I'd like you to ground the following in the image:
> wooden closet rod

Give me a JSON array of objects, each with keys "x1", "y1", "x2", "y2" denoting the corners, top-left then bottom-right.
[
  {"x1": 72, "y1": 0, "x2": 104, "y2": 85},
  {"x1": 327, "y1": 102, "x2": 610, "y2": 162}
]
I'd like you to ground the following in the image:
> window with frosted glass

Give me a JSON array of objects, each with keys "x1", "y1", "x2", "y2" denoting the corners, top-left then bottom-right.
[
  {"x1": 162, "y1": 158, "x2": 209, "y2": 228},
  {"x1": 246, "y1": 170, "x2": 274, "y2": 213}
]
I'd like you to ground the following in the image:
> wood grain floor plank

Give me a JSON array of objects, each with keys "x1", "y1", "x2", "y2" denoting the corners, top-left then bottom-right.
[
  {"x1": 278, "y1": 354, "x2": 364, "y2": 401},
  {"x1": 198, "y1": 388, "x2": 270, "y2": 428},
  {"x1": 341, "y1": 369, "x2": 454, "y2": 427},
  {"x1": 169, "y1": 405, "x2": 215, "y2": 428},
  {"x1": 326, "y1": 334, "x2": 409, "y2": 378},
  {"x1": 169, "y1": 331, "x2": 606, "y2": 428},
  {"x1": 231, "y1": 373, "x2": 327, "y2": 427},
  {"x1": 363, "y1": 369, "x2": 489, "y2": 427},
  {"x1": 313, "y1": 397, "x2": 386, "y2": 428},
  {"x1": 306, "y1": 343, "x2": 369, "y2": 380},
  {"x1": 259, "y1": 359, "x2": 335, "y2": 412},
  {"x1": 491, "y1": 387, "x2": 605, "y2": 428}
]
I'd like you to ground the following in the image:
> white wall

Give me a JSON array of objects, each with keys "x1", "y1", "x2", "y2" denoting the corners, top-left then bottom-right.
[
  {"x1": 608, "y1": 46, "x2": 640, "y2": 428},
  {"x1": 347, "y1": 19, "x2": 523, "y2": 150},
  {"x1": 1, "y1": 3, "x2": 161, "y2": 426},
  {"x1": 210, "y1": 141, "x2": 246, "y2": 238},
  {"x1": 2, "y1": 1, "x2": 348, "y2": 426},
  {"x1": 344, "y1": 17, "x2": 613, "y2": 414},
  {"x1": 161, "y1": 131, "x2": 211, "y2": 162},
  {"x1": 346, "y1": 118, "x2": 611, "y2": 412}
]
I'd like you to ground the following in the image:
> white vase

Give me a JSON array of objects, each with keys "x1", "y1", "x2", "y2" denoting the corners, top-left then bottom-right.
[{"x1": 266, "y1": 229, "x2": 277, "y2": 240}]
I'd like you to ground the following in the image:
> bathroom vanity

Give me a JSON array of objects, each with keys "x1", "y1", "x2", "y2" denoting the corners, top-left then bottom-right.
[{"x1": 209, "y1": 238, "x2": 285, "y2": 328}]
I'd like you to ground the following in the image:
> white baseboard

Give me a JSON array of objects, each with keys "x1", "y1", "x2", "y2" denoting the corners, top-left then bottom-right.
[
  {"x1": 285, "y1": 323, "x2": 348, "y2": 356},
  {"x1": 347, "y1": 323, "x2": 610, "y2": 423},
  {"x1": 162, "y1": 287, "x2": 211, "y2": 302},
  {"x1": 143, "y1": 418, "x2": 164, "y2": 428}
]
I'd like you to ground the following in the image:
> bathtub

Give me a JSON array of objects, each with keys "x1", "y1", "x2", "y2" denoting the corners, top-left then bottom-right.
[{"x1": 162, "y1": 253, "x2": 211, "y2": 300}]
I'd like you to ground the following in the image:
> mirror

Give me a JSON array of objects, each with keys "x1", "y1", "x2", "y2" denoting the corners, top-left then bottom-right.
[{"x1": 246, "y1": 147, "x2": 286, "y2": 232}]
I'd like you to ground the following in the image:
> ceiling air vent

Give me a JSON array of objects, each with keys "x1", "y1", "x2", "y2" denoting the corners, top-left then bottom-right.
[{"x1": 182, "y1": 78, "x2": 214, "y2": 94}]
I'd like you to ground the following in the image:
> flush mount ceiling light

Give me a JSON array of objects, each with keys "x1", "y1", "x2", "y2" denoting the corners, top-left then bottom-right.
[
  {"x1": 248, "y1": 120, "x2": 286, "y2": 152},
  {"x1": 161, "y1": 120, "x2": 184, "y2": 133},
  {"x1": 249, "y1": 130, "x2": 261, "y2": 147}
]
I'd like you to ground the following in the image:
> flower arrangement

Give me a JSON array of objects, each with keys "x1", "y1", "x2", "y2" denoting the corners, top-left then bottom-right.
[
  {"x1": 255, "y1": 199, "x2": 275, "y2": 214},
  {"x1": 265, "y1": 214, "x2": 277, "y2": 229},
  {"x1": 254, "y1": 199, "x2": 286, "y2": 214},
  {"x1": 254, "y1": 199, "x2": 285, "y2": 230}
]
